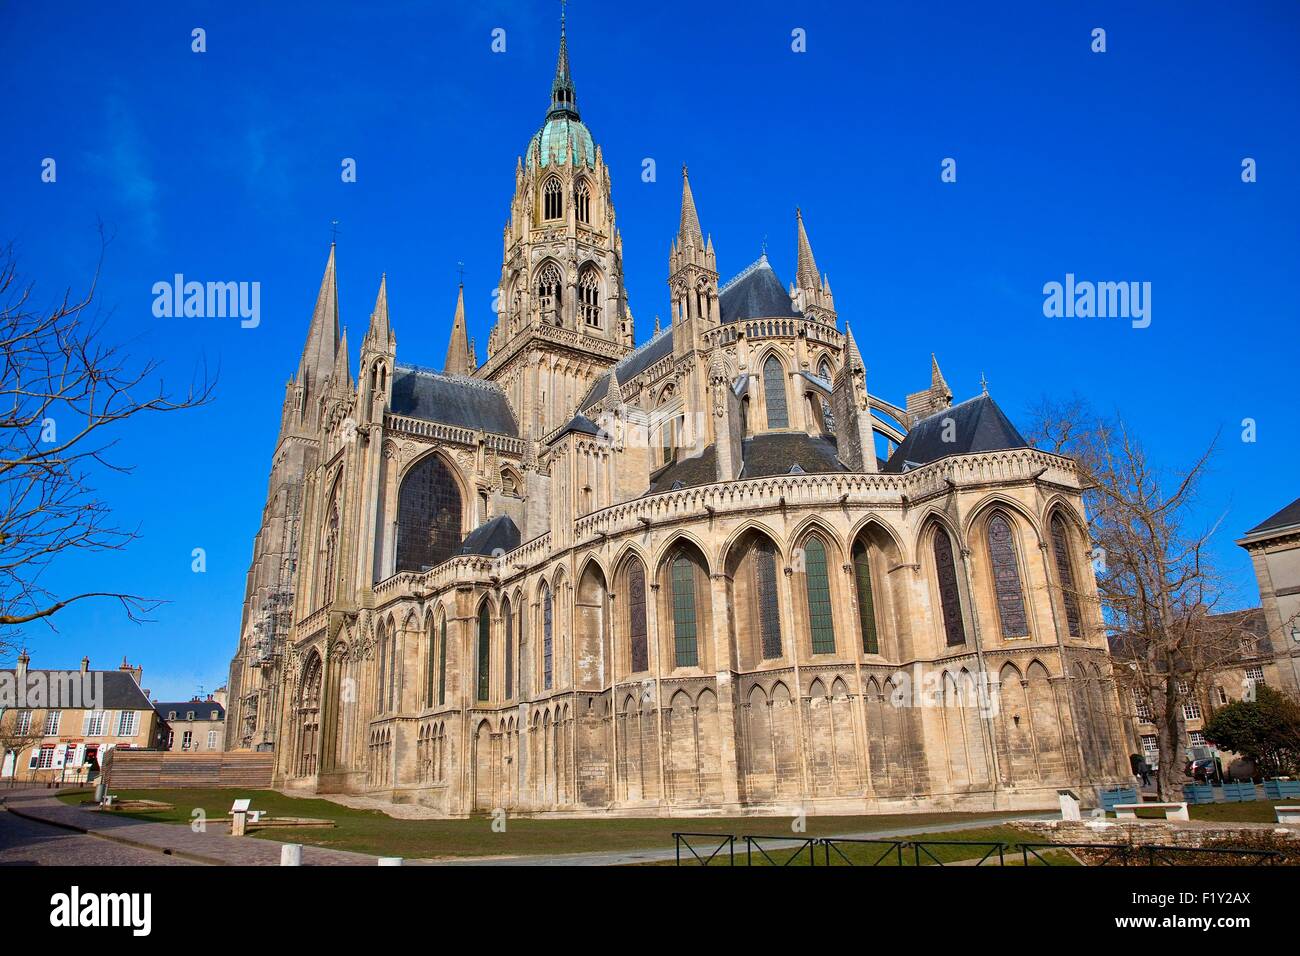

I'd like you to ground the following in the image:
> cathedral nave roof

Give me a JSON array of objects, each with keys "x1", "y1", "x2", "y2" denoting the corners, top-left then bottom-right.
[
  {"x1": 389, "y1": 365, "x2": 519, "y2": 437},
  {"x1": 883, "y1": 393, "x2": 1028, "y2": 473}
]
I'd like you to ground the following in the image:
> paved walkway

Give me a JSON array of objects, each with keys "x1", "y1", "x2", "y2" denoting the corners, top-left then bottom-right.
[
  {"x1": 0, "y1": 801, "x2": 196, "y2": 866},
  {"x1": 0, "y1": 789, "x2": 381, "y2": 866}
]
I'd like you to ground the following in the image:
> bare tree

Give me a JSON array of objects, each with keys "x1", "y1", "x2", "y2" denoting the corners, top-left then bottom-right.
[
  {"x1": 0, "y1": 709, "x2": 43, "y2": 787},
  {"x1": 1029, "y1": 397, "x2": 1264, "y2": 799},
  {"x1": 0, "y1": 237, "x2": 213, "y2": 651}
]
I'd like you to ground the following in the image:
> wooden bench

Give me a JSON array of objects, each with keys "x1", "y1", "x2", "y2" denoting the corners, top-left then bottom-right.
[
  {"x1": 1114, "y1": 801, "x2": 1189, "y2": 821},
  {"x1": 1276, "y1": 806, "x2": 1300, "y2": 824}
]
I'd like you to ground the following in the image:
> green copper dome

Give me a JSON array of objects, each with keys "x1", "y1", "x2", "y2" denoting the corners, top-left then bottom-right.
[
  {"x1": 527, "y1": 115, "x2": 596, "y2": 169},
  {"x1": 525, "y1": 14, "x2": 596, "y2": 169}
]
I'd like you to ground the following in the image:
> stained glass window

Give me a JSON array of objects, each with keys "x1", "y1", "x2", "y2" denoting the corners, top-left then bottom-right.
[
  {"x1": 987, "y1": 514, "x2": 1029, "y2": 638},
  {"x1": 627, "y1": 559, "x2": 649, "y2": 672},
  {"x1": 477, "y1": 605, "x2": 491, "y2": 702},
  {"x1": 671, "y1": 554, "x2": 699, "y2": 667},
  {"x1": 1050, "y1": 514, "x2": 1083, "y2": 637},
  {"x1": 933, "y1": 527, "x2": 967, "y2": 646},
  {"x1": 763, "y1": 355, "x2": 788, "y2": 429},
  {"x1": 754, "y1": 539, "x2": 782, "y2": 659},
  {"x1": 853, "y1": 540, "x2": 879, "y2": 654},
  {"x1": 542, "y1": 584, "x2": 553, "y2": 690},
  {"x1": 804, "y1": 536, "x2": 836, "y2": 654},
  {"x1": 396, "y1": 455, "x2": 463, "y2": 572},
  {"x1": 503, "y1": 597, "x2": 514, "y2": 700}
]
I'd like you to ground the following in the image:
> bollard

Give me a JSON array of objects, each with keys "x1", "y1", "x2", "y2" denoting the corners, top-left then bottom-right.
[
  {"x1": 94, "y1": 778, "x2": 106, "y2": 803},
  {"x1": 378, "y1": 856, "x2": 403, "y2": 866},
  {"x1": 281, "y1": 844, "x2": 303, "y2": 866}
]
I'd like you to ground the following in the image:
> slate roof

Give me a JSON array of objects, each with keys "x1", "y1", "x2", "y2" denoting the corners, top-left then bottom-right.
[
  {"x1": 459, "y1": 515, "x2": 522, "y2": 556},
  {"x1": 719, "y1": 256, "x2": 800, "y2": 325},
  {"x1": 155, "y1": 701, "x2": 225, "y2": 722},
  {"x1": 740, "y1": 433, "x2": 847, "y2": 479},
  {"x1": 0, "y1": 668, "x2": 153, "y2": 711},
  {"x1": 579, "y1": 326, "x2": 675, "y2": 412},
  {"x1": 548, "y1": 414, "x2": 603, "y2": 443},
  {"x1": 646, "y1": 433, "x2": 848, "y2": 493},
  {"x1": 1245, "y1": 496, "x2": 1300, "y2": 535},
  {"x1": 883, "y1": 394, "x2": 1028, "y2": 472},
  {"x1": 389, "y1": 365, "x2": 518, "y2": 436}
]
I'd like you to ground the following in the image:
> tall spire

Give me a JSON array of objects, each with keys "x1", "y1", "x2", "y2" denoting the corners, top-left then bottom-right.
[
  {"x1": 679, "y1": 165, "x2": 703, "y2": 246},
  {"x1": 548, "y1": 1, "x2": 579, "y2": 119},
  {"x1": 444, "y1": 283, "x2": 472, "y2": 376},
  {"x1": 930, "y1": 352, "x2": 948, "y2": 391},
  {"x1": 795, "y1": 208, "x2": 821, "y2": 291},
  {"x1": 365, "y1": 273, "x2": 391, "y2": 347},
  {"x1": 297, "y1": 243, "x2": 340, "y2": 389}
]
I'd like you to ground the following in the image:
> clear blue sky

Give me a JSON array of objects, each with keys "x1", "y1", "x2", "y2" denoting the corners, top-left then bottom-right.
[{"x1": 2, "y1": 2, "x2": 1296, "y2": 698}]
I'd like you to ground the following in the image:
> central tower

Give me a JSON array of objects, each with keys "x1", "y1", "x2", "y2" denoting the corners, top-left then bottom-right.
[{"x1": 480, "y1": 14, "x2": 633, "y2": 440}]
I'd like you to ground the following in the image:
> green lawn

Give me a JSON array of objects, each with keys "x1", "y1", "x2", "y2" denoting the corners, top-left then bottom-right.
[
  {"x1": 56, "y1": 788, "x2": 1022, "y2": 860},
  {"x1": 677, "y1": 825, "x2": 1079, "y2": 866}
]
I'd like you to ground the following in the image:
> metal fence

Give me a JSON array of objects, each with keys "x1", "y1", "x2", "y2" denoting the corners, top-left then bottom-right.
[{"x1": 671, "y1": 832, "x2": 1286, "y2": 867}]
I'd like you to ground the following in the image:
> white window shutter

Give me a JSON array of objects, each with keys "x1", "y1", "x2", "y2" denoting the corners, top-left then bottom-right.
[
  {"x1": 52, "y1": 746, "x2": 66, "y2": 769},
  {"x1": 82, "y1": 712, "x2": 92, "y2": 735},
  {"x1": 73, "y1": 743, "x2": 86, "y2": 766}
]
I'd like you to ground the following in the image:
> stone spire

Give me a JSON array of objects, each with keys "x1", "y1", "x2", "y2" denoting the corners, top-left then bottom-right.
[
  {"x1": 792, "y1": 209, "x2": 836, "y2": 325},
  {"x1": 548, "y1": 4, "x2": 579, "y2": 120},
  {"x1": 931, "y1": 353, "x2": 950, "y2": 394},
  {"x1": 604, "y1": 363, "x2": 622, "y2": 406},
  {"x1": 843, "y1": 324, "x2": 865, "y2": 375},
  {"x1": 364, "y1": 273, "x2": 392, "y2": 349},
  {"x1": 831, "y1": 323, "x2": 877, "y2": 473},
  {"x1": 444, "y1": 284, "x2": 472, "y2": 376},
  {"x1": 795, "y1": 208, "x2": 821, "y2": 291},
  {"x1": 678, "y1": 165, "x2": 703, "y2": 248},
  {"x1": 329, "y1": 326, "x2": 352, "y2": 398},
  {"x1": 906, "y1": 352, "x2": 954, "y2": 425},
  {"x1": 296, "y1": 244, "x2": 340, "y2": 390}
]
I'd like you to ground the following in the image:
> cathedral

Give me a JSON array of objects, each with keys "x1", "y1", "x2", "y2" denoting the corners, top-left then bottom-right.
[{"x1": 224, "y1": 19, "x2": 1130, "y2": 815}]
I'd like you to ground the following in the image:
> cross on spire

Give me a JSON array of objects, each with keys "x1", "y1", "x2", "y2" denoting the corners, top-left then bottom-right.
[
  {"x1": 457, "y1": 260, "x2": 465, "y2": 285},
  {"x1": 329, "y1": 219, "x2": 340, "y2": 244},
  {"x1": 979, "y1": 371, "x2": 989, "y2": 394}
]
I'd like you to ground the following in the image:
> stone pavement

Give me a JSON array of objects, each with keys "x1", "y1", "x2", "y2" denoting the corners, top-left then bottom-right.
[
  {"x1": 0, "y1": 801, "x2": 196, "y2": 866},
  {"x1": 0, "y1": 788, "x2": 381, "y2": 866}
]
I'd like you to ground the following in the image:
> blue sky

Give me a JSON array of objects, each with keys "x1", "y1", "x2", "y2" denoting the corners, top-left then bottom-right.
[{"x1": 1, "y1": 1, "x2": 1297, "y2": 698}]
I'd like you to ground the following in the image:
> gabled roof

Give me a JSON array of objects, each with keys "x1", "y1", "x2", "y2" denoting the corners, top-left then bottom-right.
[
  {"x1": 459, "y1": 515, "x2": 521, "y2": 557},
  {"x1": 883, "y1": 394, "x2": 1028, "y2": 472},
  {"x1": 1245, "y1": 496, "x2": 1300, "y2": 536},
  {"x1": 646, "y1": 433, "x2": 847, "y2": 494},
  {"x1": 719, "y1": 255, "x2": 799, "y2": 324},
  {"x1": 389, "y1": 365, "x2": 518, "y2": 436}
]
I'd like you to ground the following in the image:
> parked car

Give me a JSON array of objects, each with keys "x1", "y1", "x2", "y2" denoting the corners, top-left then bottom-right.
[{"x1": 1183, "y1": 757, "x2": 1221, "y2": 783}]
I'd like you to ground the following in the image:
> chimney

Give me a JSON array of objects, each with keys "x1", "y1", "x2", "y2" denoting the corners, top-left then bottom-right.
[
  {"x1": 80, "y1": 656, "x2": 90, "y2": 673},
  {"x1": 16, "y1": 649, "x2": 29, "y2": 682},
  {"x1": 118, "y1": 657, "x2": 143, "y2": 684}
]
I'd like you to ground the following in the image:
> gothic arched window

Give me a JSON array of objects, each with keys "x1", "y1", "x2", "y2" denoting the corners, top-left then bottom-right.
[
  {"x1": 543, "y1": 176, "x2": 563, "y2": 220},
  {"x1": 818, "y1": 358, "x2": 836, "y2": 433},
  {"x1": 1051, "y1": 513, "x2": 1083, "y2": 637},
  {"x1": 476, "y1": 604, "x2": 491, "y2": 702},
  {"x1": 387, "y1": 628, "x2": 399, "y2": 711},
  {"x1": 852, "y1": 540, "x2": 879, "y2": 654},
  {"x1": 579, "y1": 269, "x2": 601, "y2": 328},
  {"x1": 763, "y1": 355, "x2": 789, "y2": 429},
  {"x1": 627, "y1": 558, "x2": 649, "y2": 672},
  {"x1": 536, "y1": 262, "x2": 563, "y2": 321},
  {"x1": 575, "y1": 179, "x2": 591, "y2": 224},
  {"x1": 754, "y1": 539, "x2": 783, "y2": 659},
  {"x1": 987, "y1": 513, "x2": 1029, "y2": 638},
  {"x1": 542, "y1": 582, "x2": 554, "y2": 690},
  {"x1": 933, "y1": 526, "x2": 967, "y2": 646},
  {"x1": 376, "y1": 621, "x2": 388, "y2": 709},
  {"x1": 503, "y1": 596, "x2": 514, "y2": 700},
  {"x1": 803, "y1": 536, "x2": 836, "y2": 654},
  {"x1": 396, "y1": 455, "x2": 463, "y2": 573},
  {"x1": 670, "y1": 553, "x2": 699, "y2": 667}
]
